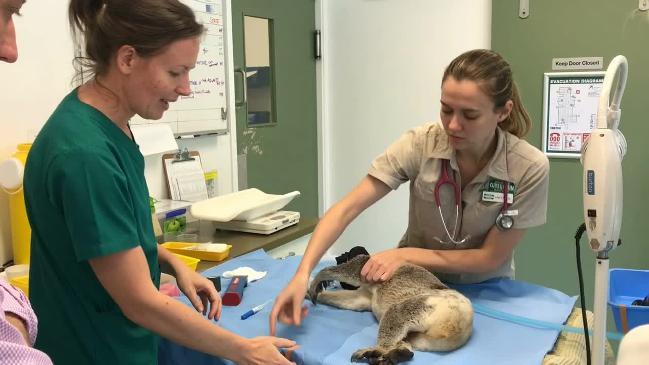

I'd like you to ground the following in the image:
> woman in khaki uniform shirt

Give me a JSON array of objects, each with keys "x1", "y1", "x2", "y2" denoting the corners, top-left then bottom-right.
[{"x1": 270, "y1": 49, "x2": 550, "y2": 333}]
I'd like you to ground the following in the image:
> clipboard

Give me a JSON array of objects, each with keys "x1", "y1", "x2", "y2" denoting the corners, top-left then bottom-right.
[{"x1": 162, "y1": 148, "x2": 209, "y2": 202}]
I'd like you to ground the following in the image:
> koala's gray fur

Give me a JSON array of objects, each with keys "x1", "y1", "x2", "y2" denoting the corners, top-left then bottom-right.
[{"x1": 308, "y1": 255, "x2": 473, "y2": 365}]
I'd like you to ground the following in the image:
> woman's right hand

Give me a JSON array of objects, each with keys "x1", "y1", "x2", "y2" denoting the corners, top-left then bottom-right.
[
  {"x1": 269, "y1": 273, "x2": 310, "y2": 336},
  {"x1": 235, "y1": 336, "x2": 298, "y2": 365}
]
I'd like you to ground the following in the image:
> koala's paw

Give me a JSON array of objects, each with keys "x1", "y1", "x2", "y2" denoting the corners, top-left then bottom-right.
[
  {"x1": 351, "y1": 347, "x2": 390, "y2": 365},
  {"x1": 385, "y1": 345, "x2": 414, "y2": 363},
  {"x1": 350, "y1": 344, "x2": 413, "y2": 365},
  {"x1": 307, "y1": 280, "x2": 326, "y2": 305}
]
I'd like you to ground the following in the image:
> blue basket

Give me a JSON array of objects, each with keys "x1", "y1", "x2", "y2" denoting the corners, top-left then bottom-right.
[{"x1": 608, "y1": 268, "x2": 649, "y2": 333}]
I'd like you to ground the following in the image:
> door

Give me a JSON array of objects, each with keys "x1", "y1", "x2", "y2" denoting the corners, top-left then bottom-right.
[{"x1": 232, "y1": 0, "x2": 318, "y2": 218}]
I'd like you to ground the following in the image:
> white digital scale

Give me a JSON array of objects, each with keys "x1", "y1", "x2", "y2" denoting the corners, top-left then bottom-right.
[
  {"x1": 190, "y1": 188, "x2": 301, "y2": 235},
  {"x1": 212, "y1": 210, "x2": 300, "y2": 235}
]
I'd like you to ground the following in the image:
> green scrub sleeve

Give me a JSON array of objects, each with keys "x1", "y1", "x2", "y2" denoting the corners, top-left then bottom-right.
[{"x1": 47, "y1": 150, "x2": 141, "y2": 261}]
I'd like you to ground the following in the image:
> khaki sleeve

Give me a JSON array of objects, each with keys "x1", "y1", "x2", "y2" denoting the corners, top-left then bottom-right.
[
  {"x1": 511, "y1": 154, "x2": 550, "y2": 229},
  {"x1": 368, "y1": 127, "x2": 423, "y2": 190}
]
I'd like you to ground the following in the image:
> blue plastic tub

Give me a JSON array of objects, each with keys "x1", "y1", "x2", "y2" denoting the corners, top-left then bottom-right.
[{"x1": 608, "y1": 268, "x2": 649, "y2": 333}]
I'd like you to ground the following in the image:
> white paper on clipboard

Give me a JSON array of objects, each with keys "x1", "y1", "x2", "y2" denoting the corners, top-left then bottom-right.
[{"x1": 164, "y1": 156, "x2": 209, "y2": 202}]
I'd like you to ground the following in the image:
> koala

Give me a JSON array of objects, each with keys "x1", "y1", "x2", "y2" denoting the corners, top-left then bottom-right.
[{"x1": 308, "y1": 255, "x2": 473, "y2": 365}]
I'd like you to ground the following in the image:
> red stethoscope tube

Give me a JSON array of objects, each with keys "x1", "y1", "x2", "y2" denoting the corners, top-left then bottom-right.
[{"x1": 433, "y1": 159, "x2": 513, "y2": 245}]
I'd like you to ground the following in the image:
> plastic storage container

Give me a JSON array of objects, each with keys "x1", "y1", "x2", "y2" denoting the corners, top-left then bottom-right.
[
  {"x1": 0, "y1": 143, "x2": 32, "y2": 264},
  {"x1": 608, "y1": 268, "x2": 649, "y2": 333},
  {"x1": 163, "y1": 208, "x2": 187, "y2": 241},
  {"x1": 9, "y1": 275, "x2": 29, "y2": 297},
  {"x1": 204, "y1": 170, "x2": 218, "y2": 198},
  {"x1": 172, "y1": 252, "x2": 200, "y2": 271},
  {"x1": 150, "y1": 197, "x2": 163, "y2": 237},
  {"x1": 5, "y1": 264, "x2": 29, "y2": 280},
  {"x1": 162, "y1": 242, "x2": 231, "y2": 262}
]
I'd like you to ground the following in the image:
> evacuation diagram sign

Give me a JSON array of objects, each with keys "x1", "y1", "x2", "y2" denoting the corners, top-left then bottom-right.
[{"x1": 543, "y1": 73, "x2": 604, "y2": 157}]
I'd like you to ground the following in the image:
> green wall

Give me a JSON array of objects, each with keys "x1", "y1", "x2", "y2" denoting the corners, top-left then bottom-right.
[
  {"x1": 492, "y1": 0, "x2": 649, "y2": 311},
  {"x1": 232, "y1": 0, "x2": 319, "y2": 218}
]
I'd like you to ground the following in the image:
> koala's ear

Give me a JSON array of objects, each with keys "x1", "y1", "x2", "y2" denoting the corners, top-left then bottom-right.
[
  {"x1": 349, "y1": 246, "x2": 370, "y2": 257},
  {"x1": 352, "y1": 254, "x2": 371, "y2": 265}
]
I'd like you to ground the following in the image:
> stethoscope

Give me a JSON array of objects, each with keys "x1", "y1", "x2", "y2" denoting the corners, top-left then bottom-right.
[{"x1": 433, "y1": 159, "x2": 514, "y2": 245}]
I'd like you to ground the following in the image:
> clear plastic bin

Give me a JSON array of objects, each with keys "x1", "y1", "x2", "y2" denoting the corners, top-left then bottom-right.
[{"x1": 163, "y1": 208, "x2": 187, "y2": 241}]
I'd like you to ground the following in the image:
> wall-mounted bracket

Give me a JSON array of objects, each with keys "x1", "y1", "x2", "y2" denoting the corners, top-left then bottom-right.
[
  {"x1": 640, "y1": 0, "x2": 649, "y2": 11},
  {"x1": 519, "y1": 0, "x2": 530, "y2": 19}
]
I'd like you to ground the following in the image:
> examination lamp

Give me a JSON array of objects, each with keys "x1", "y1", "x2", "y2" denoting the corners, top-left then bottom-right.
[{"x1": 581, "y1": 55, "x2": 628, "y2": 365}]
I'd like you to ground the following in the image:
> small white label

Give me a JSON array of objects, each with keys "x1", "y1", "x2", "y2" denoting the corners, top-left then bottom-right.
[
  {"x1": 552, "y1": 57, "x2": 604, "y2": 70},
  {"x1": 482, "y1": 191, "x2": 514, "y2": 204}
]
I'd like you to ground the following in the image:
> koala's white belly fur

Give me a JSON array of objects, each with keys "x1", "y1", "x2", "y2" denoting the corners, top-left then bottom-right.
[
  {"x1": 367, "y1": 285, "x2": 473, "y2": 351},
  {"x1": 407, "y1": 293, "x2": 473, "y2": 351}
]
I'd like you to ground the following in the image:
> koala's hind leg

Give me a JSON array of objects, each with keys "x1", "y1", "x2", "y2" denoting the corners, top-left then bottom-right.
[
  {"x1": 315, "y1": 286, "x2": 372, "y2": 311},
  {"x1": 352, "y1": 291, "x2": 472, "y2": 364},
  {"x1": 352, "y1": 294, "x2": 438, "y2": 364}
]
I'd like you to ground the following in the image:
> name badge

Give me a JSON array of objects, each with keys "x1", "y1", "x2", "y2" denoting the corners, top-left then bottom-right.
[
  {"x1": 481, "y1": 179, "x2": 515, "y2": 204},
  {"x1": 481, "y1": 191, "x2": 513, "y2": 203}
]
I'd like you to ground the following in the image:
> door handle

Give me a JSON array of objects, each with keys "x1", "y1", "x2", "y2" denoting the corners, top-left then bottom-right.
[{"x1": 234, "y1": 68, "x2": 247, "y2": 107}]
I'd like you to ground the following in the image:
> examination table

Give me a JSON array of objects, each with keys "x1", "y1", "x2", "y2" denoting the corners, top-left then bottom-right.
[{"x1": 158, "y1": 249, "x2": 612, "y2": 365}]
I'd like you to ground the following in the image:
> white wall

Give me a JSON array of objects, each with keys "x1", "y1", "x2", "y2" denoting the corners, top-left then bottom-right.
[
  {"x1": 0, "y1": 2, "x2": 74, "y2": 263},
  {"x1": 0, "y1": 0, "x2": 492, "y2": 263},
  {"x1": 321, "y1": 0, "x2": 492, "y2": 256},
  {"x1": 0, "y1": 1, "x2": 237, "y2": 264}
]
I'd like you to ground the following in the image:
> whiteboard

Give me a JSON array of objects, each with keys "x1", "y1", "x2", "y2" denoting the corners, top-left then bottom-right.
[{"x1": 130, "y1": 0, "x2": 228, "y2": 136}]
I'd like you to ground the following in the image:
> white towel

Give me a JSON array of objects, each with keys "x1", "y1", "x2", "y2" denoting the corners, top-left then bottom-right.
[{"x1": 222, "y1": 267, "x2": 267, "y2": 282}]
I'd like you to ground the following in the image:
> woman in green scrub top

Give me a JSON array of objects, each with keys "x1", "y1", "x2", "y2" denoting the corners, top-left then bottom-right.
[{"x1": 23, "y1": 1, "x2": 296, "y2": 364}]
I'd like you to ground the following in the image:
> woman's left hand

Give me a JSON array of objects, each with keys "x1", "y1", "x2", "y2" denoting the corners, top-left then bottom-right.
[
  {"x1": 175, "y1": 267, "x2": 222, "y2": 321},
  {"x1": 360, "y1": 249, "x2": 407, "y2": 283}
]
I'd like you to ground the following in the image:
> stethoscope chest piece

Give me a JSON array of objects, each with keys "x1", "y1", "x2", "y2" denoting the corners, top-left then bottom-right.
[{"x1": 495, "y1": 213, "x2": 514, "y2": 231}]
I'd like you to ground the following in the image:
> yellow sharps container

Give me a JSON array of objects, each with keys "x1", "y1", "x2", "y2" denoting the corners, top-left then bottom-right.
[{"x1": 0, "y1": 143, "x2": 32, "y2": 264}]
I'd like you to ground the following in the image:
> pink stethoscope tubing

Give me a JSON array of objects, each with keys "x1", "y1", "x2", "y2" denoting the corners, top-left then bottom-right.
[
  {"x1": 433, "y1": 159, "x2": 464, "y2": 244},
  {"x1": 434, "y1": 159, "x2": 511, "y2": 245}
]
